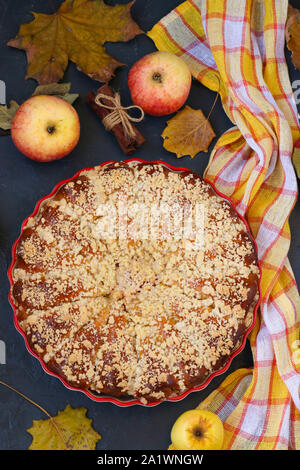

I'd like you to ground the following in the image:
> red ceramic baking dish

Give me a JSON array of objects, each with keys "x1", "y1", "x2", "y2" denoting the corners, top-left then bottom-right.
[{"x1": 8, "y1": 158, "x2": 261, "y2": 407}]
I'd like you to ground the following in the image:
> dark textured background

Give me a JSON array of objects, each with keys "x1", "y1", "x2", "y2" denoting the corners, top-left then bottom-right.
[{"x1": 0, "y1": 0, "x2": 299, "y2": 450}]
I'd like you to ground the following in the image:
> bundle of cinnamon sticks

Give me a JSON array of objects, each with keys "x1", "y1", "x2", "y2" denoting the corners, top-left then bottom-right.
[{"x1": 85, "y1": 84, "x2": 145, "y2": 155}]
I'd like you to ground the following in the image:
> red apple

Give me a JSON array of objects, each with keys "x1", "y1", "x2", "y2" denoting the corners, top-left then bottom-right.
[
  {"x1": 11, "y1": 95, "x2": 80, "y2": 162},
  {"x1": 128, "y1": 51, "x2": 192, "y2": 116}
]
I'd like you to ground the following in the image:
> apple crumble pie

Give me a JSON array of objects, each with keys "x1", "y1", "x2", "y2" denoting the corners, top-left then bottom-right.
[{"x1": 11, "y1": 161, "x2": 259, "y2": 403}]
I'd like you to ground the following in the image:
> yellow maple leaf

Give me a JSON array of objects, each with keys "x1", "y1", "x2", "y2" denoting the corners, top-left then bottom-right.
[
  {"x1": 285, "y1": 4, "x2": 300, "y2": 71},
  {"x1": 293, "y1": 139, "x2": 300, "y2": 179},
  {"x1": 27, "y1": 404, "x2": 101, "y2": 450},
  {"x1": 7, "y1": 0, "x2": 142, "y2": 84},
  {"x1": 161, "y1": 106, "x2": 216, "y2": 159}
]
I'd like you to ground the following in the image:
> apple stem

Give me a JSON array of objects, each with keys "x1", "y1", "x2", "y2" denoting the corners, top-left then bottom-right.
[
  {"x1": 194, "y1": 428, "x2": 203, "y2": 438},
  {"x1": 152, "y1": 72, "x2": 163, "y2": 83},
  {"x1": 47, "y1": 125, "x2": 55, "y2": 134}
]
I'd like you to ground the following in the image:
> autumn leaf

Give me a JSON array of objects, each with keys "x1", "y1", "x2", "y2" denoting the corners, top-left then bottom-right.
[
  {"x1": 285, "y1": 4, "x2": 300, "y2": 70},
  {"x1": 293, "y1": 138, "x2": 300, "y2": 179},
  {"x1": 0, "y1": 100, "x2": 19, "y2": 130},
  {"x1": 7, "y1": 0, "x2": 143, "y2": 84},
  {"x1": 32, "y1": 82, "x2": 79, "y2": 105},
  {"x1": 0, "y1": 83, "x2": 78, "y2": 133},
  {"x1": 27, "y1": 404, "x2": 101, "y2": 450},
  {"x1": 161, "y1": 106, "x2": 216, "y2": 158},
  {"x1": 0, "y1": 380, "x2": 102, "y2": 450}
]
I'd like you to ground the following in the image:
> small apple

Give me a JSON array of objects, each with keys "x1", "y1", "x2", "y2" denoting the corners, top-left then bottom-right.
[
  {"x1": 128, "y1": 51, "x2": 191, "y2": 116},
  {"x1": 11, "y1": 95, "x2": 80, "y2": 162},
  {"x1": 170, "y1": 409, "x2": 224, "y2": 450}
]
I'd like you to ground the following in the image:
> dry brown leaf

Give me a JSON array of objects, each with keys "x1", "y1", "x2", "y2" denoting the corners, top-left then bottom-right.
[
  {"x1": 285, "y1": 4, "x2": 300, "y2": 70},
  {"x1": 7, "y1": 0, "x2": 142, "y2": 84},
  {"x1": 0, "y1": 100, "x2": 19, "y2": 130},
  {"x1": 161, "y1": 106, "x2": 216, "y2": 158},
  {"x1": 32, "y1": 82, "x2": 79, "y2": 104}
]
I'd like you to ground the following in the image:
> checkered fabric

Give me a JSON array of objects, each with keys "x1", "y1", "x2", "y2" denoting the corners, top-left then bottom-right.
[{"x1": 148, "y1": 0, "x2": 300, "y2": 450}]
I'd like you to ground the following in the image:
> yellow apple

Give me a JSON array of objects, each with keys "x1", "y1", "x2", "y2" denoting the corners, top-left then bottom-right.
[
  {"x1": 11, "y1": 95, "x2": 80, "y2": 162},
  {"x1": 170, "y1": 409, "x2": 224, "y2": 450}
]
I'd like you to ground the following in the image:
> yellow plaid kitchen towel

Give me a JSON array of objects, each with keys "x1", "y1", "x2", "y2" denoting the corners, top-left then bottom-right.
[{"x1": 148, "y1": 0, "x2": 300, "y2": 450}]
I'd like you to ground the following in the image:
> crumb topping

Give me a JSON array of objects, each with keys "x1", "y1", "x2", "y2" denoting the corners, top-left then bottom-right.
[{"x1": 12, "y1": 161, "x2": 259, "y2": 402}]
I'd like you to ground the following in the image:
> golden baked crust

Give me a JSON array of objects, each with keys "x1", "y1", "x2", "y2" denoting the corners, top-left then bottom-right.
[{"x1": 11, "y1": 161, "x2": 259, "y2": 403}]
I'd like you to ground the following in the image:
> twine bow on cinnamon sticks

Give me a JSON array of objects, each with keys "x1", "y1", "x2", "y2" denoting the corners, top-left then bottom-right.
[
  {"x1": 85, "y1": 84, "x2": 146, "y2": 155},
  {"x1": 95, "y1": 91, "x2": 144, "y2": 140}
]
